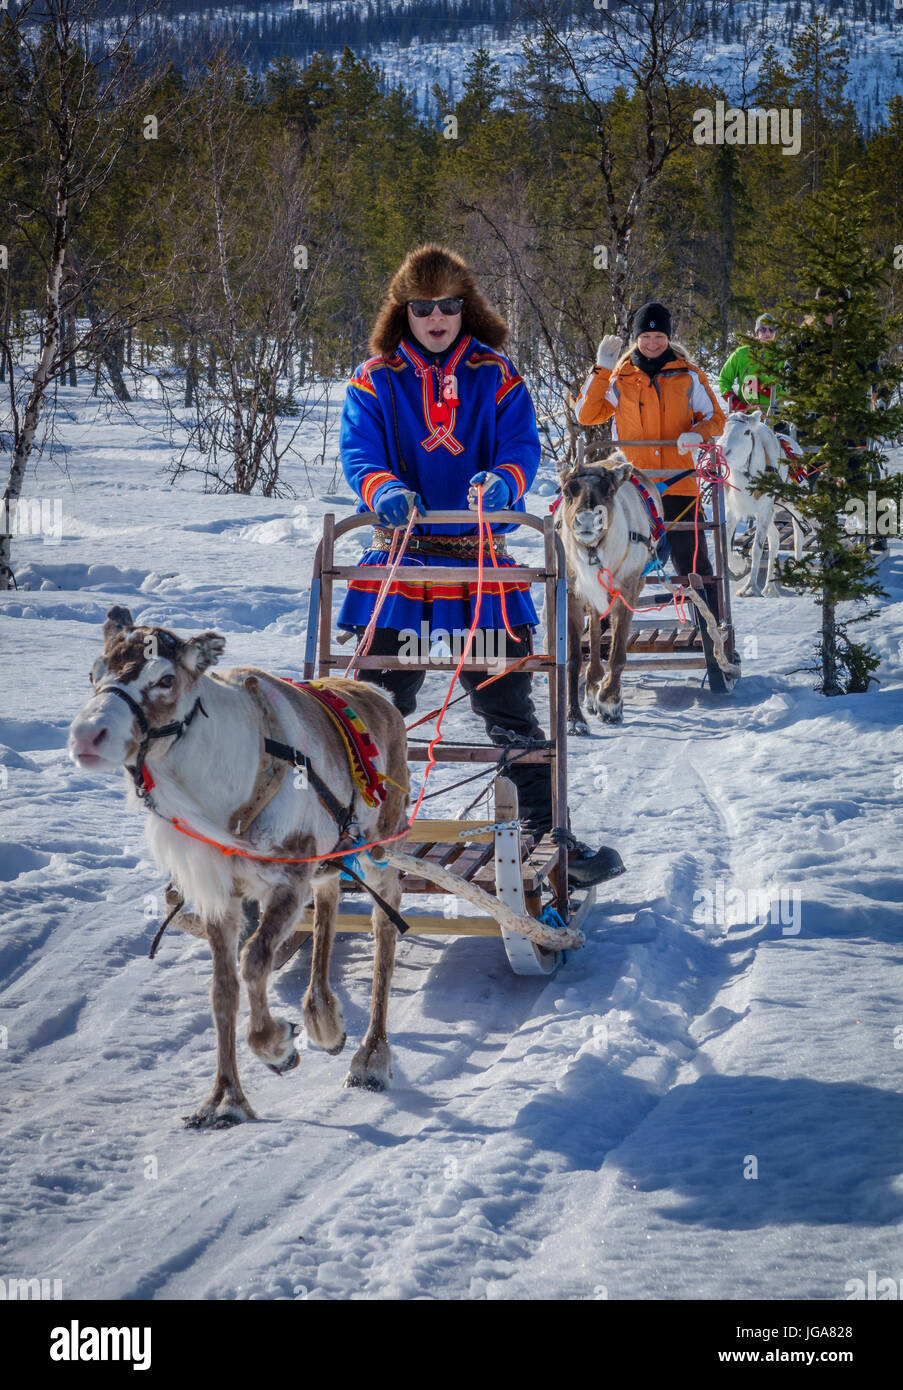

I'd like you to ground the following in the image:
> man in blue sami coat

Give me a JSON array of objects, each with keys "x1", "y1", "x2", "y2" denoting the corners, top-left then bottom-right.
[{"x1": 338, "y1": 243, "x2": 623, "y2": 888}]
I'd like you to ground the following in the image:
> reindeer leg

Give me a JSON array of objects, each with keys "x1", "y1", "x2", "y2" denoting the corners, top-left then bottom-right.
[
  {"x1": 764, "y1": 514, "x2": 781, "y2": 595},
  {"x1": 302, "y1": 871, "x2": 347, "y2": 1055},
  {"x1": 344, "y1": 864, "x2": 401, "y2": 1091},
  {"x1": 584, "y1": 609, "x2": 607, "y2": 715},
  {"x1": 593, "y1": 593, "x2": 630, "y2": 723},
  {"x1": 242, "y1": 879, "x2": 306, "y2": 1074},
  {"x1": 744, "y1": 520, "x2": 766, "y2": 597},
  {"x1": 184, "y1": 900, "x2": 257, "y2": 1129},
  {"x1": 566, "y1": 592, "x2": 589, "y2": 736}
]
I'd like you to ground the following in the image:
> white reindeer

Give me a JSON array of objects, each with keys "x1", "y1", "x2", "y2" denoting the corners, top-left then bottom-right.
[
  {"x1": 556, "y1": 447, "x2": 663, "y2": 728},
  {"x1": 68, "y1": 606, "x2": 409, "y2": 1127},
  {"x1": 720, "y1": 410, "x2": 806, "y2": 596}
]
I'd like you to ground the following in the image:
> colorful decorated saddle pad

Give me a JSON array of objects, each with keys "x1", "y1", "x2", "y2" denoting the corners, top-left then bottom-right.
[{"x1": 285, "y1": 680, "x2": 387, "y2": 808}]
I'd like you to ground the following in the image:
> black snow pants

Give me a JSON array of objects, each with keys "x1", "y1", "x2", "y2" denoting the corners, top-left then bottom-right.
[
  {"x1": 662, "y1": 491, "x2": 721, "y2": 621},
  {"x1": 353, "y1": 625, "x2": 555, "y2": 834}
]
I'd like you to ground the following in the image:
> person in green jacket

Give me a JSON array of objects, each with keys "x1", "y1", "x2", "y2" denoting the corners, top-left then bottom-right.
[{"x1": 719, "y1": 313, "x2": 783, "y2": 416}]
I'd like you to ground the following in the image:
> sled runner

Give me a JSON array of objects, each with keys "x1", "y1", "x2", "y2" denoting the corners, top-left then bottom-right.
[{"x1": 275, "y1": 508, "x2": 596, "y2": 977}]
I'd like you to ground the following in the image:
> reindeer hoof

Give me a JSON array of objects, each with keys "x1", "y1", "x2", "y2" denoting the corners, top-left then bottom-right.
[
  {"x1": 267, "y1": 1048, "x2": 300, "y2": 1075},
  {"x1": 183, "y1": 1098, "x2": 256, "y2": 1129},
  {"x1": 325, "y1": 1032, "x2": 347, "y2": 1057},
  {"x1": 343, "y1": 1073, "x2": 386, "y2": 1092},
  {"x1": 600, "y1": 700, "x2": 623, "y2": 724},
  {"x1": 568, "y1": 716, "x2": 590, "y2": 737}
]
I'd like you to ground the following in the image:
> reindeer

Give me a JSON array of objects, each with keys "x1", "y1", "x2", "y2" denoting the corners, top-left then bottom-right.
[
  {"x1": 720, "y1": 410, "x2": 807, "y2": 596},
  {"x1": 556, "y1": 445, "x2": 663, "y2": 730},
  {"x1": 68, "y1": 607, "x2": 409, "y2": 1128}
]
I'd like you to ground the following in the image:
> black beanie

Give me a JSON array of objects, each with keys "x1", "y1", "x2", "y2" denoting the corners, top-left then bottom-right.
[{"x1": 632, "y1": 301, "x2": 672, "y2": 339}]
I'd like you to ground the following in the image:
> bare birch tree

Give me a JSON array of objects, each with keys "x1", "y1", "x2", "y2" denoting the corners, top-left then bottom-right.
[
  {"x1": 524, "y1": 0, "x2": 724, "y2": 336},
  {"x1": 0, "y1": 0, "x2": 164, "y2": 589},
  {"x1": 160, "y1": 58, "x2": 335, "y2": 496}
]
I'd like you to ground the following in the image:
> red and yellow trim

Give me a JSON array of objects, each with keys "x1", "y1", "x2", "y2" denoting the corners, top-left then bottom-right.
[
  {"x1": 468, "y1": 348, "x2": 514, "y2": 380},
  {"x1": 494, "y1": 374, "x2": 523, "y2": 407},
  {"x1": 360, "y1": 470, "x2": 396, "y2": 510},
  {"x1": 494, "y1": 462, "x2": 527, "y2": 501},
  {"x1": 348, "y1": 578, "x2": 531, "y2": 600},
  {"x1": 349, "y1": 366, "x2": 378, "y2": 397}
]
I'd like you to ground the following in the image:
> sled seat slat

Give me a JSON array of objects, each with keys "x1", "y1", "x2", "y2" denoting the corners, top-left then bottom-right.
[
  {"x1": 629, "y1": 627, "x2": 660, "y2": 651},
  {"x1": 383, "y1": 838, "x2": 495, "y2": 895},
  {"x1": 402, "y1": 819, "x2": 495, "y2": 844},
  {"x1": 328, "y1": 909, "x2": 505, "y2": 936}
]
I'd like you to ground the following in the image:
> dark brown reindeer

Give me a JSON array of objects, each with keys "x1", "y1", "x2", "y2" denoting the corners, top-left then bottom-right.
[
  {"x1": 555, "y1": 444, "x2": 663, "y2": 730},
  {"x1": 68, "y1": 607, "x2": 409, "y2": 1127}
]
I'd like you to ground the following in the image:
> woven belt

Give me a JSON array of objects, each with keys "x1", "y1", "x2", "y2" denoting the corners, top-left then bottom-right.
[{"x1": 370, "y1": 527, "x2": 509, "y2": 559}]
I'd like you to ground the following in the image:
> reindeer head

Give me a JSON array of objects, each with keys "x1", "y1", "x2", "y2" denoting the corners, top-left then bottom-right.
[
  {"x1": 558, "y1": 450, "x2": 634, "y2": 558},
  {"x1": 68, "y1": 606, "x2": 225, "y2": 771},
  {"x1": 720, "y1": 410, "x2": 779, "y2": 481}
]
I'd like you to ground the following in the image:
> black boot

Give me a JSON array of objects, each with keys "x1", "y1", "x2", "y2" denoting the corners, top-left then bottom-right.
[{"x1": 553, "y1": 829, "x2": 626, "y2": 889}]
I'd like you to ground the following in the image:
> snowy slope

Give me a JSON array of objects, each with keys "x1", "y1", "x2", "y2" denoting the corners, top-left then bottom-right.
[
  {"x1": 127, "y1": 0, "x2": 903, "y2": 127},
  {"x1": 2, "y1": 377, "x2": 903, "y2": 1301}
]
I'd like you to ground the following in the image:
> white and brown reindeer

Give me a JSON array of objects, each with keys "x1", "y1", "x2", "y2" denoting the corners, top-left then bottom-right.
[
  {"x1": 720, "y1": 409, "x2": 807, "y2": 596},
  {"x1": 556, "y1": 444, "x2": 663, "y2": 731},
  {"x1": 68, "y1": 606, "x2": 409, "y2": 1128}
]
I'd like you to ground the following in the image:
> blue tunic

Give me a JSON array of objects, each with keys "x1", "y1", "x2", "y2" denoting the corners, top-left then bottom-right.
[{"x1": 337, "y1": 334, "x2": 541, "y2": 633}]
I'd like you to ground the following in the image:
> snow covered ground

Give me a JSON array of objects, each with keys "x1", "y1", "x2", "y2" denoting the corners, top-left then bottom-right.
[{"x1": 2, "y1": 376, "x2": 903, "y2": 1301}]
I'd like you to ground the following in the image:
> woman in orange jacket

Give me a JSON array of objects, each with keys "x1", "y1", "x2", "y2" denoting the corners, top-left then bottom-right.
[{"x1": 574, "y1": 301, "x2": 726, "y2": 615}]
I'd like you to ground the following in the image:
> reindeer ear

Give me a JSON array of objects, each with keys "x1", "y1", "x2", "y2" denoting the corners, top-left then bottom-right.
[
  {"x1": 103, "y1": 606, "x2": 134, "y2": 650},
  {"x1": 748, "y1": 409, "x2": 763, "y2": 423},
  {"x1": 608, "y1": 462, "x2": 634, "y2": 488},
  {"x1": 182, "y1": 631, "x2": 226, "y2": 675}
]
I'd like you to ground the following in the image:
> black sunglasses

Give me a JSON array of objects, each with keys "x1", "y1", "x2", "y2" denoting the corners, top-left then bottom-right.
[{"x1": 408, "y1": 297, "x2": 464, "y2": 318}]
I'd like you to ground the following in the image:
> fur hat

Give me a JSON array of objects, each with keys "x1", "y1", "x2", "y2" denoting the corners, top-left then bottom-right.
[
  {"x1": 632, "y1": 301, "x2": 672, "y2": 339},
  {"x1": 369, "y1": 243, "x2": 508, "y2": 357}
]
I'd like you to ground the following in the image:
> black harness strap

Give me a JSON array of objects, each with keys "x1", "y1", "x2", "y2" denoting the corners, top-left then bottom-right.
[
  {"x1": 263, "y1": 736, "x2": 357, "y2": 839},
  {"x1": 338, "y1": 860, "x2": 410, "y2": 935},
  {"x1": 148, "y1": 892, "x2": 185, "y2": 959},
  {"x1": 98, "y1": 684, "x2": 209, "y2": 798}
]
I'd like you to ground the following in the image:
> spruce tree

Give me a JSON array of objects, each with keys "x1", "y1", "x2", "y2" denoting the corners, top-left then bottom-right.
[{"x1": 756, "y1": 165, "x2": 903, "y2": 694}]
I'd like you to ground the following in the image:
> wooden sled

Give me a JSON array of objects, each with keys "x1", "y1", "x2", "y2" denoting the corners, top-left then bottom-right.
[{"x1": 275, "y1": 508, "x2": 598, "y2": 977}]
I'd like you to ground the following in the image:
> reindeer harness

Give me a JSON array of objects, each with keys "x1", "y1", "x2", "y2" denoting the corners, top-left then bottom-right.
[{"x1": 100, "y1": 672, "x2": 410, "y2": 949}]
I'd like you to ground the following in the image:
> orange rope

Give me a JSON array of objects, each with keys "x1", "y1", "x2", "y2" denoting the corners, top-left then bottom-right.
[
  {"x1": 347, "y1": 507, "x2": 417, "y2": 678},
  {"x1": 483, "y1": 507, "x2": 519, "y2": 641}
]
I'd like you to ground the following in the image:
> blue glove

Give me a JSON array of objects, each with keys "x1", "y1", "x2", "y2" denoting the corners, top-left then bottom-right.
[
  {"x1": 467, "y1": 471, "x2": 512, "y2": 511},
  {"x1": 372, "y1": 481, "x2": 423, "y2": 527}
]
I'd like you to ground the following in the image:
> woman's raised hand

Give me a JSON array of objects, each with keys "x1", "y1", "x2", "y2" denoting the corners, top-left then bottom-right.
[{"x1": 595, "y1": 335, "x2": 623, "y2": 370}]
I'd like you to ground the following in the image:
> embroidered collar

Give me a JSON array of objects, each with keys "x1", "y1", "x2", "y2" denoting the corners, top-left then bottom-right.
[{"x1": 399, "y1": 335, "x2": 471, "y2": 454}]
